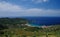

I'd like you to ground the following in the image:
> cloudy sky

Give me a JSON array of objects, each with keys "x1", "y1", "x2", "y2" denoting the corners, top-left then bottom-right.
[{"x1": 0, "y1": 0, "x2": 60, "y2": 17}]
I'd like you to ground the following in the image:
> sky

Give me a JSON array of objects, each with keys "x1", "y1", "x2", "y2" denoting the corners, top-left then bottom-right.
[{"x1": 0, "y1": 0, "x2": 60, "y2": 17}]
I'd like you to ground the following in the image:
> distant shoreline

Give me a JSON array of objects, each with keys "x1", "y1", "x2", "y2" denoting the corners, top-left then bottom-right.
[{"x1": 0, "y1": 17, "x2": 60, "y2": 26}]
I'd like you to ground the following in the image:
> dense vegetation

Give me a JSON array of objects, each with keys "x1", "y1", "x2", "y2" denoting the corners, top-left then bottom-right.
[
  {"x1": 0, "y1": 18, "x2": 28, "y2": 29},
  {"x1": 0, "y1": 18, "x2": 60, "y2": 37}
]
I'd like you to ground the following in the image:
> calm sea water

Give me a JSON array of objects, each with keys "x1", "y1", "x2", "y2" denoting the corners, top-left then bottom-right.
[{"x1": 23, "y1": 17, "x2": 60, "y2": 26}]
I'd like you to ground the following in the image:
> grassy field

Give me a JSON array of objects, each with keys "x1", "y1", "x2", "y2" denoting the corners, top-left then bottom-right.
[{"x1": 0, "y1": 27, "x2": 60, "y2": 37}]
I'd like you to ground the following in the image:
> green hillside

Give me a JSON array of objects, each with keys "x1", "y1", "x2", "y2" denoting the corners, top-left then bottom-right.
[{"x1": 0, "y1": 18, "x2": 60, "y2": 37}]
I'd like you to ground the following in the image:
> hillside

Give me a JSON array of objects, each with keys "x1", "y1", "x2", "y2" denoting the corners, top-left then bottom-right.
[{"x1": 0, "y1": 18, "x2": 60, "y2": 37}]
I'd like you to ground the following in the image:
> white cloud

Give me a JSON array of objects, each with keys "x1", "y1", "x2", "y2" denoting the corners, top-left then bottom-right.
[
  {"x1": 0, "y1": 1, "x2": 24, "y2": 12},
  {"x1": 32, "y1": 0, "x2": 48, "y2": 3},
  {"x1": 25, "y1": 9, "x2": 60, "y2": 16},
  {"x1": 21, "y1": 0, "x2": 48, "y2": 3},
  {"x1": 0, "y1": 1, "x2": 60, "y2": 17}
]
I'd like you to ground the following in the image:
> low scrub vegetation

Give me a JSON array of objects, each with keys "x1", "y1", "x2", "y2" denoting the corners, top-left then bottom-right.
[{"x1": 0, "y1": 18, "x2": 60, "y2": 37}]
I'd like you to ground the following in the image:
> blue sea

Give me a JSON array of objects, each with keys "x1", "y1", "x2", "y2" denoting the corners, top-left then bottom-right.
[{"x1": 23, "y1": 17, "x2": 60, "y2": 26}]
